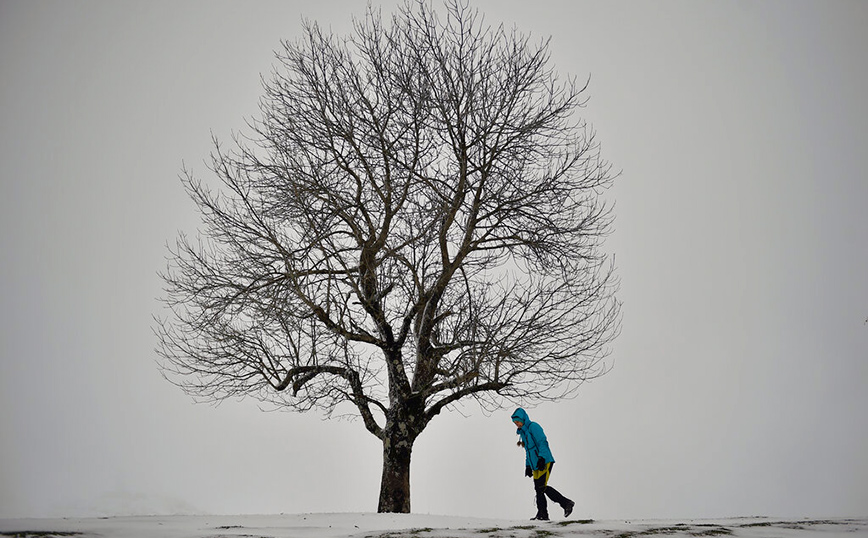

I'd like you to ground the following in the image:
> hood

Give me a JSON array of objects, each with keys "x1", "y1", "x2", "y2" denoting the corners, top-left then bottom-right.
[{"x1": 511, "y1": 407, "x2": 530, "y2": 427}]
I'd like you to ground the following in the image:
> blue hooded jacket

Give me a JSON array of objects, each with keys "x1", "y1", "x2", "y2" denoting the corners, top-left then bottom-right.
[{"x1": 512, "y1": 408, "x2": 555, "y2": 469}]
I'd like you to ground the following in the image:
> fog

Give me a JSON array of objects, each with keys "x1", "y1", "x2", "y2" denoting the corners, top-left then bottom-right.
[{"x1": 1, "y1": 0, "x2": 866, "y2": 520}]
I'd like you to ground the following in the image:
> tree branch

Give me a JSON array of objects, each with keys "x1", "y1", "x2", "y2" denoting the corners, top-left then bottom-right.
[{"x1": 274, "y1": 365, "x2": 385, "y2": 439}]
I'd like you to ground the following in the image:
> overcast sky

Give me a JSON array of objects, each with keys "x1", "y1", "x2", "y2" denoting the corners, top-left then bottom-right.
[{"x1": 1, "y1": 0, "x2": 866, "y2": 521}]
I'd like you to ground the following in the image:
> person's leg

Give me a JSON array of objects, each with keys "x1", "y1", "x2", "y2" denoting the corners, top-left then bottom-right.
[
  {"x1": 541, "y1": 464, "x2": 576, "y2": 517},
  {"x1": 532, "y1": 463, "x2": 552, "y2": 519},
  {"x1": 544, "y1": 485, "x2": 574, "y2": 516}
]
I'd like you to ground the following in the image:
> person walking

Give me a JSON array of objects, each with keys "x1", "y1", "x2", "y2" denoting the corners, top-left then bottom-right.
[{"x1": 512, "y1": 408, "x2": 575, "y2": 521}]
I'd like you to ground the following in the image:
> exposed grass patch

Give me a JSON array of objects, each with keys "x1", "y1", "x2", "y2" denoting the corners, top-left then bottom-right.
[
  {"x1": 367, "y1": 529, "x2": 435, "y2": 538},
  {"x1": 206, "y1": 532, "x2": 272, "y2": 538},
  {"x1": 610, "y1": 527, "x2": 681, "y2": 538},
  {"x1": 556, "y1": 520, "x2": 595, "y2": 527},
  {"x1": 645, "y1": 527, "x2": 689, "y2": 534},
  {"x1": 0, "y1": 531, "x2": 83, "y2": 538},
  {"x1": 739, "y1": 519, "x2": 848, "y2": 530},
  {"x1": 737, "y1": 521, "x2": 777, "y2": 528},
  {"x1": 605, "y1": 524, "x2": 732, "y2": 538},
  {"x1": 688, "y1": 527, "x2": 732, "y2": 537},
  {"x1": 474, "y1": 526, "x2": 553, "y2": 538}
]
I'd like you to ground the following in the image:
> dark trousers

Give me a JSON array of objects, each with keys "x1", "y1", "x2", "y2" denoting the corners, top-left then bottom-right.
[{"x1": 533, "y1": 462, "x2": 572, "y2": 518}]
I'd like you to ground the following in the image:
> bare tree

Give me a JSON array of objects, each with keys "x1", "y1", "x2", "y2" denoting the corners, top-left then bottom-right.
[{"x1": 155, "y1": 0, "x2": 619, "y2": 513}]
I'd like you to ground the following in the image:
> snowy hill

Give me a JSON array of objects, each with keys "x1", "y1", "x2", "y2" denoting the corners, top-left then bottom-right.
[{"x1": 1, "y1": 513, "x2": 866, "y2": 538}]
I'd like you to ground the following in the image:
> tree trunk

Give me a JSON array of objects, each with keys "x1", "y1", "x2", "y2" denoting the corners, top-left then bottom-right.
[{"x1": 377, "y1": 421, "x2": 416, "y2": 513}]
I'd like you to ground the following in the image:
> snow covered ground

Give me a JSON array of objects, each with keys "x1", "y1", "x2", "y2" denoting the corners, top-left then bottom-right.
[{"x1": 0, "y1": 513, "x2": 865, "y2": 538}]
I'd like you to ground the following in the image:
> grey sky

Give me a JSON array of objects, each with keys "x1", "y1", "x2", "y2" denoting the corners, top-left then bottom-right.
[{"x1": 1, "y1": 0, "x2": 866, "y2": 520}]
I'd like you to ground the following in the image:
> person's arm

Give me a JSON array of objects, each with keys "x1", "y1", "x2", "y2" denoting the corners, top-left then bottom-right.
[{"x1": 529, "y1": 423, "x2": 550, "y2": 469}]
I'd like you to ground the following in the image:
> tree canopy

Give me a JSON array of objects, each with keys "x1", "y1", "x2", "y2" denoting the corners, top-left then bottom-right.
[{"x1": 155, "y1": 0, "x2": 620, "y2": 512}]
